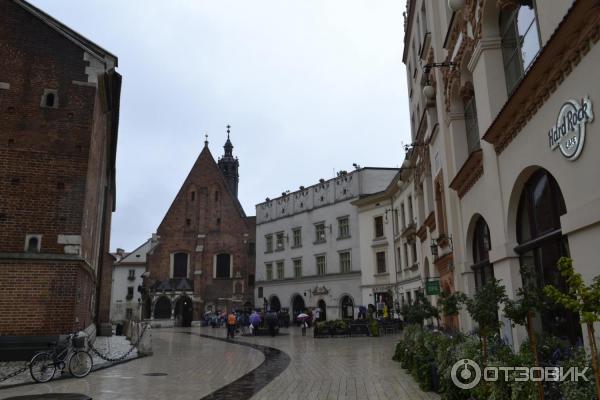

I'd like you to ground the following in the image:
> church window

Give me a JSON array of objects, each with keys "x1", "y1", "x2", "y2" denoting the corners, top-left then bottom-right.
[
  {"x1": 25, "y1": 235, "x2": 41, "y2": 253},
  {"x1": 190, "y1": 191, "x2": 195, "y2": 201},
  {"x1": 173, "y1": 252, "x2": 188, "y2": 278},
  {"x1": 215, "y1": 191, "x2": 219, "y2": 202},
  {"x1": 185, "y1": 218, "x2": 191, "y2": 226},
  {"x1": 216, "y1": 253, "x2": 231, "y2": 278}
]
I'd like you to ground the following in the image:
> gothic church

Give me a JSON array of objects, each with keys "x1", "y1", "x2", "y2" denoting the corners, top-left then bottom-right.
[{"x1": 144, "y1": 128, "x2": 255, "y2": 326}]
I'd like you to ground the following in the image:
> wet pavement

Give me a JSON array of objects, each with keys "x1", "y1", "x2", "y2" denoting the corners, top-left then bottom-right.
[{"x1": 0, "y1": 327, "x2": 438, "y2": 400}]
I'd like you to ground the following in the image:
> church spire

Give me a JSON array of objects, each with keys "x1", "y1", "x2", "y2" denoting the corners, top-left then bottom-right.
[{"x1": 218, "y1": 124, "x2": 239, "y2": 198}]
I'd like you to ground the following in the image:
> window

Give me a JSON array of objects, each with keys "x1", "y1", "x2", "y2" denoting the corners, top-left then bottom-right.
[
  {"x1": 403, "y1": 243, "x2": 409, "y2": 268},
  {"x1": 248, "y1": 274, "x2": 255, "y2": 287},
  {"x1": 216, "y1": 253, "x2": 231, "y2": 278},
  {"x1": 128, "y1": 269, "x2": 135, "y2": 280},
  {"x1": 376, "y1": 251, "x2": 386, "y2": 274},
  {"x1": 339, "y1": 251, "x2": 351, "y2": 273},
  {"x1": 408, "y1": 196, "x2": 414, "y2": 224},
  {"x1": 293, "y1": 259, "x2": 302, "y2": 278},
  {"x1": 26, "y1": 235, "x2": 40, "y2": 253},
  {"x1": 472, "y1": 217, "x2": 494, "y2": 291},
  {"x1": 464, "y1": 96, "x2": 480, "y2": 153},
  {"x1": 173, "y1": 252, "x2": 188, "y2": 278},
  {"x1": 400, "y1": 203, "x2": 406, "y2": 229},
  {"x1": 265, "y1": 263, "x2": 273, "y2": 281},
  {"x1": 265, "y1": 234, "x2": 273, "y2": 253},
  {"x1": 276, "y1": 261, "x2": 284, "y2": 280},
  {"x1": 190, "y1": 191, "x2": 196, "y2": 201},
  {"x1": 435, "y1": 180, "x2": 447, "y2": 235},
  {"x1": 338, "y1": 217, "x2": 350, "y2": 239},
  {"x1": 186, "y1": 218, "x2": 191, "y2": 226},
  {"x1": 393, "y1": 209, "x2": 399, "y2": 235},
  {"x1": 41, "y1": 89, "x2": 58, "y2": 109},
  {"x1": 248, "y1": 242, "x2": 255, "y2": 255},
  {"x1": 500, "y1": 0, "x2": 541, "y2": 94},
  {"x1": 397, "y1": 247, "x2": 402, "y2": 269},
  {"x1": 258, "y1": 287, "x2": 263, "y2": 298},
  {"x1": 292, "y1": 228, "x2": 302, "y2": 247},
  {"x1": 276, "y1": 232, "x2": 284, "y2": 250},
  {"x1": 125, "y1": 308, "x2": 133, "y2": 319},
  {"x1": 411, "y1": 242, "x2": 418, "y2": 266},
  {"x1": 516, "y1": 169, "x2": 581, "y2": 344},
  {"x1": 214, "y1": 190, "x2": 219, "y2": 202},
  {"x1": 316, "y1": 255, "x2": 326, "y2": 276},
  {"x1": 126, "y1": 286, "x2": 134, "y2": 300},
  {"x1": 374, "y1": 216, "x2": 384, "y2": 238},
  {"x1": 315, "y1": 223, "x2": 326, "y2": 243},
  {"x1": 407, "y1": 291, "x2": 412, "y2": 305}
]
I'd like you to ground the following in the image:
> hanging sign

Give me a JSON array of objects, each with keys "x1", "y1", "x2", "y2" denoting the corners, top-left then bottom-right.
[
  {"x1": 548, "y1": 96, "x2": 594, "y2": 160},
  {"x1": 425, "y1": 280, "x2": 441, "y2": 296}
]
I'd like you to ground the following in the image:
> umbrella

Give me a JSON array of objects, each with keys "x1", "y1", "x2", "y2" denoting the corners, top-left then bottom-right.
[
  {"x1": 249, "y1": 312, "x2": 261, "y2": 326},
  {"x1": 296, "y1": 313, "x2": 309, "y2": 320}
]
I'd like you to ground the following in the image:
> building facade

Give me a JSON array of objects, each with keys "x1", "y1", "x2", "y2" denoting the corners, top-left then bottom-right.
[
  {"x1": 109, "y1": 239, "x2": 157, "y2": 322},
  {"x1": 353, "y1": 170, "x2": 427, "y2": 315},
  {"x1": 403, "y1": 0, "x2": 599, "y2": 345},
  {"x1": 254, "y1": 168, "x2": 398, "y2": 321},
  {"x1": 0, "y1": 0, "x2": 120, "y2": 349},
  {"x1": 144, "y1": 134, "x2": 256, "y2": 327}
]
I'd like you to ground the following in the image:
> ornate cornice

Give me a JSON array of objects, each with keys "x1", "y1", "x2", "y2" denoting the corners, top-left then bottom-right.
[
  {"x1": 483, "y1": 0, "x2": 600, "y2": 153},
  {"x1": 449, "y1": 149, "x2": 484, "y2": 198}
]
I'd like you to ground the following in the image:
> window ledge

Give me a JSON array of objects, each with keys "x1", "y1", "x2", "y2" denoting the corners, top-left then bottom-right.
[
  {"x1": 291, "y1": 245, "x2": 302, "y2": 249},
  {"x1": 337, "y1": 235, "x2": 351, "y2": 241},
  {"x1": 374, "y1": 272, "x2": 389, "y2": 277},
  {"x1": 264, "y1": 250, "x2": 273, "y2": 254},
  {"x1": 313, "y1": 240, "x2": 326, "y2": 245},
  {"x1": 449, "y1": 149, "x2": 483, "y2": 199}
]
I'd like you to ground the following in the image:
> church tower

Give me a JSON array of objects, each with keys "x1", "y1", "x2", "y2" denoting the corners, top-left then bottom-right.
[{"x1": 218, "y1": 125, "x2": 240, "y2": 198}]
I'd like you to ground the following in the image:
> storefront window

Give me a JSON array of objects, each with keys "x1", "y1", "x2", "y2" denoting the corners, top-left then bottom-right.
[{"x1": 515, "y1": 169, "x2": 582, "y2": 344}]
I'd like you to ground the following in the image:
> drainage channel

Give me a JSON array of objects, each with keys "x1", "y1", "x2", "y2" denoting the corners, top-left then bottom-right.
[{"x1": 184, "y1": 332, "x2": 291, "y2": 400}]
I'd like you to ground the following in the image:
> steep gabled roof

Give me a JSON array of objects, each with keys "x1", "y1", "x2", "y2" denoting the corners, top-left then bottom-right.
[
  {"x1": 13, "y1": 0, "x2": 118, "y2": 67},
  {"x1": 115, "y1": 238, "x2": 157, "y2": 265}
]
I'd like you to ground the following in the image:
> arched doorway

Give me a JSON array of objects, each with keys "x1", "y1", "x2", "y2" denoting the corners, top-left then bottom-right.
[
  {"x1": 515, "y1": 169, "x2": 582, "y2": 344},
  {"x1": 317, "y1": 299, "x2": 326, "y2": 321},
  {"x1": 153, "y1": 296, "x2": 171, "y2": 319},
  {"x1": 472, "y1": 217, "x2": 494, "y2": 291},
  {"x1": 174, "y1": 296, "x2": 193, "y2": 327},
  {"x1": 291, "y1": 294, "x2": 305, "y2": 322},
  {"x1": 269, "y1": 295, "x2": 281, "y2": 312},
  {"x1": 340, "y1": 295, "x2": 354, "y2": 320}
]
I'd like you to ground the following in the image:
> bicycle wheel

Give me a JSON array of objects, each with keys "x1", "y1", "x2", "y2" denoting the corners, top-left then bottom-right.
[
  {"x1": 68, "y1": 350, "x2": 93, "y2": 378},
  {"x1": 30, "y1": 352, "x2": 56, "y2": 383}
]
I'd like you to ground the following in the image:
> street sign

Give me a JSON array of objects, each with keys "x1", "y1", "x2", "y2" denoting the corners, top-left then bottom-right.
[{"x1": 425, "y1": 280, "x2": 440, "y2": 295}]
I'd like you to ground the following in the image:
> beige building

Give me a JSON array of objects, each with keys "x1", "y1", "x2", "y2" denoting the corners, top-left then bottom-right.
[{"x1": 403, "y1": 0, "x2": 599, "y2": 345}]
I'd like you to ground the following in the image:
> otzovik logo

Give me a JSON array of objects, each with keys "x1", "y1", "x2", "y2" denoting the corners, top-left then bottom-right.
[{"x1": 548, "y1": 96, "x2": 594, "y2": 160}]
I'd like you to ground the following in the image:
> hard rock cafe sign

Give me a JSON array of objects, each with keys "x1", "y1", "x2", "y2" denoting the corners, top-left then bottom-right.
[{"x1": 548, "y1": 96, "x2": 594, "y2": 160}]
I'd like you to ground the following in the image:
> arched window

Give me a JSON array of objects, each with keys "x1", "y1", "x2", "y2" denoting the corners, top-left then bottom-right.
[
  {"x1": 216, "y1": 253, "x2": 231, "y2": 278},
  {"x1": 45, "y1": 93, "x2": 55, "y2": 108},
  {"x1": 173, "y1": 252, "x2": 188, "y2": 278},
  {"x1": 515, "y1": 169, "x2": 581, "y2": 344},
  {"x1": 26, "y1": 236, "x2": 39, "y2": 253},
  {"x1": 500, "y1": 0, "x2": 541, "y2": 94},
  {"x1": 472, "y1": 217, "x2": 493, "y2": 291},
  {"x1": 340, "y1": 296, "x2": 354, "y2": 320}
]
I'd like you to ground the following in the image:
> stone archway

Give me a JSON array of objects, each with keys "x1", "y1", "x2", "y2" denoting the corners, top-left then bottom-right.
[
  {"x1": 154, "y1": 296, "x2": 172, "y2": 319},
  {"x1": 174, "y1": 296, "x2": 193, "y2": 327},
  {"x1": 340, "y1": 295, "x2": 354, "y2": 320},
  {"x1": 291, "y1": 294, "x2": 305, "y2": 323},
  {"x1": 269, "y1": 295, "x2": 281, "y2": 312},
  {"x1": 317, "y1": 299, "x2": 326, "y2": 321}
]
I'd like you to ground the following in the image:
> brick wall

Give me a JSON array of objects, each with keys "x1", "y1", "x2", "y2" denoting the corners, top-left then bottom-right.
[{"x1": 0, "y1": 1, "x2": 119, "y2": 338}]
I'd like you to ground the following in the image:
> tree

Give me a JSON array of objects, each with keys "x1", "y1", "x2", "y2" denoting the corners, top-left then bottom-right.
[
  {"x1": 464, "y1": 279, "x2": 507, "y2": 368},
  {"x1": 544, "y1": 257, "x2": 600, "y2": 400},
  {"x1": 438, "y1": 290, "x2": 466, "y2": 331},
  {"x1": 504, "y1": 265, "x2": 545, "y2": 400}
]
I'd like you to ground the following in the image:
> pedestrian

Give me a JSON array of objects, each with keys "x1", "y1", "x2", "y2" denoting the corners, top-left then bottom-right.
[
  {"x1": 226, "y1": 311, "x2": 237, "y2": 339},
  {"x1": 301, "y1": 319, "x2": 308, "y2": 336},
  {"x1": 314, "y1": 307, "x2": 321, "y2": 322}
]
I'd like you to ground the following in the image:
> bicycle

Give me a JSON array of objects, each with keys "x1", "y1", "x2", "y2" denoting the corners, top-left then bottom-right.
[{"x1": 29, "y1": 332, "x2": 93, "y2": 383}]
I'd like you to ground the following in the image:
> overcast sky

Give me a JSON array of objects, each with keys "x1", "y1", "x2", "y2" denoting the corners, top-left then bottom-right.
[{"x1": 31, "y1": 0, "x2": 411, "y2": 252}]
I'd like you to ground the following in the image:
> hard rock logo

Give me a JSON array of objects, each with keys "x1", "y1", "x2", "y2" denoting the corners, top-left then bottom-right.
[{"x1": 548, "y1": 96, "x2": 594, "y2": 160}]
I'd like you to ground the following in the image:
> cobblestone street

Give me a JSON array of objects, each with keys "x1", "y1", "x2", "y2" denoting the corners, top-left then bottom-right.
[{"x1": 0, "y1": 327, "x2": 438, "y2": 400}]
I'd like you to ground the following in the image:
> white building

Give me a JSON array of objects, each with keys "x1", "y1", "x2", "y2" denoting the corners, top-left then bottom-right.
[
  {"x1": 110, "y1": 238, "x2": 156, "y2": 322},
  {"x1": 255, "y1": 168, "x2": 398, "y2": 321}
]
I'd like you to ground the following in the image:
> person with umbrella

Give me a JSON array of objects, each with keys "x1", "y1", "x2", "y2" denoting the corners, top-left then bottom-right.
[
  {"x1": 265, "y1": 310, "x2": 278, "y2": 336},
  {"x1": 249, "y1": 310, "x2": 261, "y2": 336},
  {"x1": 296, "y1": 311, "x2": 310, "y2": 336}
]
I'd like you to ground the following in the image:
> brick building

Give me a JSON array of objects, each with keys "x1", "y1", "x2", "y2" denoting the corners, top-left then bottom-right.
[
  {"x1": 144, "y1": 131, "x2": 255, "y2": 326},
  {"x1": 0, "y1": 0, "x2": 120, "y2": 354}
]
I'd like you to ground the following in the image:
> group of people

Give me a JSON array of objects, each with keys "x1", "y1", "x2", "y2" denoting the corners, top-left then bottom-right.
[{"x1": 204, "y1": 309, "x2": 281, "y2": 339}]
